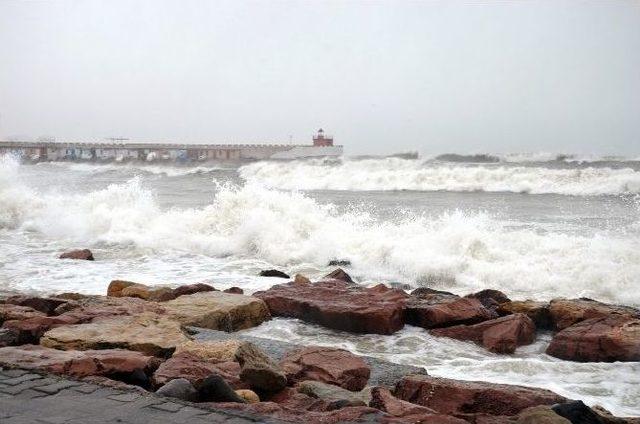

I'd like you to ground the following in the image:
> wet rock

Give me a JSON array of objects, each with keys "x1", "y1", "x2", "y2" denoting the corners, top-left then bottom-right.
[
  {"x1": 3, "y1": 315, "x2": 80, "y2": 344},
  {"x1": 328, "y1": 259, "x2": 351, "y2": 267},
  {"x1": 152, "y1": 352, "x2": 245, "y2": 389},
  {"x1": 174, "y1": 339, "x2": 242, "y2": 362},
  {"x1": 369, "y1": 386, "x2": 468, "y2": 423},
  {"x1": 516, "y1": 406, "x2": 572, "y2": 423},
  {"x1": 324, "y1": 268, "x2": 354, "y2": 283},
  {"x1": 254, "y1": 280, "x2": 407, "y2": 335},
  {"x1": 293, "y1": 274, "x2": 311, "y2": 285},
  {"x1": 297, "y1": 380, "x2": 367, "y2": 408},
  {"x1": 156, "y1": 378, "x2": 198, "y2": 402},
  {"x1": 405, "y1": 297, "x2": 497, "y2": 329},
  {"x1": 259, "y1": 269, "x2": 290, "y2": 279},
  {"x1": 498, "y1": 301, "x2": 553, "y2": 330},
  {"x1": 59, "y1": 249, "x2": 94, "y2": 260},
  {"x1": 280, "y1": 346, "x2": 371, "y2": 391},
  {"x1": 394, "y1": 374, "x2": 566, "y2": 416},
  {"x1": 107, "y1": 280, "x2": 137, "y2": 297},
  {"x1": 430, "y1": 313, "x2": 536, "y2": 354},
  {"x1": 163, "y1": 291, "x2": 270, "y2": 332},
  {"x1": 0, "y1": 303, "x2": 46, "y2": 324},
  {"x1": 235, "y1": 389, "x2": 260, "y2": 403},
  {"x1": 410, "y1": 287, "x2": 458, "y2": 304},
  {"x1": 0, "y1": 328, "x2": 19, "y2": 347},
  {"x1": 3, "y1": 296, "x2": 68, "y2": 315},
  {"x1": 235, "y1": 341, "x2": 287, "y2": 393},
  {"x1": 548, "y1": 298, "x2": 640, "y2": 331},
  {"x1": 465, "y1": 289, "x2": 511, "y2": 311},
  {"x1": 40, "y1": 313, "x2": 190, "y2": 357},
  {"x1": 120, "y1": 284, "x2": 177, "y2": 302},
  {"x1": 223, "y1": 287, "x2": 244, "y2": 294},
  {"x1": 546, "y1": 315, "x2": 640, "y2": 362},
  {"x1": 552, "y1": 400, "x2": 605, "y2": 424},
  {"x1": 0, "y1": 344, "x2": 159, "y2": 378},
  {"x1": 198, "y1": 374, "x2": 246, "y2": 403},
  {"x1": 173, "y1": 283, "x2": 217, "y2": 298}
]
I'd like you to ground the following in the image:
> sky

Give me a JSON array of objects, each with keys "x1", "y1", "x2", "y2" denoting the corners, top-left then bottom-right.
[{"x1": 0, "y1": 0, "x2": 639, "y2": 156}]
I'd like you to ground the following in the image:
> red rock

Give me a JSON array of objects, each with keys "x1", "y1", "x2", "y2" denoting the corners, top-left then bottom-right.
[
  {"x1": 280, "y1": 346, "x2": 371, "y2": 391},
  {"x1": 497, "y1": 301, "x2": 553, "y2": 330},
  {"x1": 430, "y1": 314, "x2": 536, "y2": 354},
  {"x1": 0, "y1": 345, "x2": 159, "y2": 378},
  {"x1": 152, "y1": 352, "x2": 247, "y2": 389},
  {"x1": 3, "y1": 296, "x2": 68, "y2": 315},
  {"x1": 267, "y1": 387, "x2": 329, "y2": 412},
  {"x1": 369, "y1": 386, "x2": 437, "y2": 417},
  {"x1": 107, "y1": 280, "x2": 137, "y2": 297},
  {"x1": 254, "y1": 280, "x2": 407, "y2": 335},
  {"x1": 59, "y1": 296, "x2": 165, "y2": 323},
  {"x1": 173, "y1": 283, "x2": 217, "y2": 298},
  {"x1": 394, "y1": 375, "x2": 566, "y2": 416},
  {"x1": 59, "y1": 249, "x2": 94, "y2": 260},
  {"x1": 405, "y1": 297, "x2": 497, "y2": 329},
  {"x1": 546, "y1": 315, "x2": 640, "y2": 362},
  {"x1": 549, "y1": 298, "x2": 639, "y2": 331},
  {"x1": 0, "y1": 304, "x2": 45, "y2": 324},
  {"x1": 2, "y1": 315, "x2": 79, "y2": 344},
  {"x1": 223, "y1": 287, "x2": 244, "y2": 295}
]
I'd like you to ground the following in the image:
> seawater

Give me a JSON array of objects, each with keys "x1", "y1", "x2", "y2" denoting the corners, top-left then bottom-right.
[{"x1": 1, "y1": 154, "x2": 639, "y2": 416}]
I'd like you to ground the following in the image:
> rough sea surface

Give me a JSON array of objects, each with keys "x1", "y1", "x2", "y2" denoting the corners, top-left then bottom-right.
[{"x1": 1, "y1": 153, "x2": 639, "y2": 416}]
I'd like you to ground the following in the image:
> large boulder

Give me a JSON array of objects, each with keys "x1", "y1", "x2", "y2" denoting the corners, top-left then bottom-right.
[
  {"x1": 155, "y1": 378, "x2": 198, "y2": 402},
  {"x1": 394, "y1": 375, "x2": 566, "y2": 416},
  {"x1": 162, "y1": 292, "x2": 270, "y2": 331},
  {"x1": 174, "y1": 339, "x2": 242, "y2": 362},
  {"x1": 259, "y1": 269, "x2": 290, "y2": 279},
  {"x1": 235, "y1": 341, "x2": 287, "y2": 393},
  {"x1": 0, "y1": 303, "x2": 46, "y2": 324},
  {"x1": 405, "y1": 297, "x2": 497, "y2": 329},
  {"x1": 3, "y1": 315, "x2": 80, "y2": 344},
  {"x1": 430, "y1": 314, "x2": 536, "y2": 354},
  {"x1": 296, "y1": 380, "x2": 367, "y2": 408},
  {"x1": 2, "y1": 296, "x2": 68, "y2": 315},
  {"x1": 548, "y1": 299, "x2": 639, "y2": 331},
  {"x1": 465, "y1": 289, "x2": 511, "y2": 311},
  {"x1": 551, "y1": 400, "x2": 606, "y2": 424},
  {"x1": 254, "y1": 280, "x2": 407, "y2": 335},
  {"x1": 107, "y1": 280, "x2": 137, "y2": 297},
  {"x1": 546, "y1": 315, "x2": 640, "y2": 362},
  {"x1": 280, "y1": 346, "x2": 371, "y2": 391},
  {"x1": 497, "y1": 301, "x2": 553, "y2": 330},
  {"x1": 517, "y1": 406, "x2": 572, "y2": 424},
  {"x1": 369, "y1": 386, "x2": 467, "y2": 423},
  {"x1": 59, "y1": 249, "x2": 94, "y2": 260},
  {"x1": 152, "y1": 352, "x2": 246, "y2": 389},
  {"x1": 120, "y1": 284, "x2": 176, "y2": 302},
  {"x1": 59, "y1": 295, "x2": 165, "y2": 321},
  {"x1": 0, "y1": 345, "x2": 158, "y2": 378},
  {"x1": 198, "y1": 374, "x2": 246, "y2": 403},
  {"x1": 173, "y1": 283, "x2": 217, "y2": 298},
  {"x1": 410, "y1": 288, "x2": 459, "y2": 304},
  {"x1": 40, "y1": 313, "x2": 190, "y2": 357}
]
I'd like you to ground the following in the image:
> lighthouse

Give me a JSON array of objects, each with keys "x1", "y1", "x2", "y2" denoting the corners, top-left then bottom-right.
[{"x1": 312, "y1": 128, "x2": 334, "y2": 147}]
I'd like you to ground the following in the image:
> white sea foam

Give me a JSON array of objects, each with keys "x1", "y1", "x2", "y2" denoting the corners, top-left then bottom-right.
[
  {"x1": 39, "y1": 161, "x2": 225, "y2": 176},
  {"x1": 2, "y1": 156, "x2": 639, "y2": 304},
  {"x1": 239, "y1": 158, "x2": 640, "y2": 195}
]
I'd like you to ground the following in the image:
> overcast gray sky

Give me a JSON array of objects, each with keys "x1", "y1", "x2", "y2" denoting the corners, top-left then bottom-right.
[{"x1": 0, "y1": 0, "x2": 638, "y2": 155}]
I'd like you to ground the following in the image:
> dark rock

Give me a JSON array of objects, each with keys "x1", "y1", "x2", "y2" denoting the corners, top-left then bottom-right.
[
  {"x1": 497, "y1": 301, "x2": 553, "y2": 330},
  {"x1": 223, "y1": 287, "x2": 244, "y2": 294},
  {"x1": 552, "y1": 400, "x2": 605, "y2": 424},
  {"x1": 254, "y1": 280, "x2": 407, "y2": 335},
  {"x1": 280, "y1": 346, "x2": 371, "y2": 391},
  {"x1": 546, "y1": 315, "x2": 640, "y2": 362},
  {"x1": 324, "y1": 268, "x2": 354, "y2": 283},
  {"x1": 59, "y1": 249, "x2": 94, "y2": 260},
  {"x1": 259, "y1": 269, "x2": 290, "y2": 279},
  {"x1": 3, "y1": 296, "x2": 68, "y2": 315},
  {"x1": 198, "y1": 374, "x2": 246, "y2": 403},
  {"x1": 328, "y1": 259, "x2": 351, "y2": 267},
  {"x1": 235, "y1": 341, "x2": 287, "y2": 393},
  {"x1": 465, "y1": 289, "x2": 511, "y2": 311},
  {"x1": 387, "y1": 282, "x2": 413, "y2": 291},
  {"x1": 394, "y1": 374, "x2": 566, "y2": 416},
  {"x1": 411, "y1": 287, "x2": 458, "y2": 304},
  {"x1": 3, "y1": 315, "x2": 80, "y2": 344},
  {"x1": 405, "y1": 297, "x2": 497, "y2": 329},
  {"x1": 549, "y1": 298, "x2": 640, "y2": 331},
  {"x1": 430, "y1": 313, "x2": 536, "y2": 354},
  {"x1": 173, "y1": 283, "x2": 217, "y2": 298},
  {"x1": 156, "y1": 378, "x2": 198, "y2": 402},
  {"x1": 0, "y1": 303, "x2": 46, "y2": 324},
  {"x1": 0, "y1": 328, "x2": 18, "y2": 347}
]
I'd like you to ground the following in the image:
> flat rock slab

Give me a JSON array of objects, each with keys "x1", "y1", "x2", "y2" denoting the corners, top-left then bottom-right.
[
  {"x1": 163, "y1": 292, "x2": 270, "y2": 332},
  {"x1": 254, "y1": 280, "x2": 407, "y2": 335},
  {"x1": 40, "y1": 313, "x2": 190, "y2": 357},
  {"x1": 0, "y1": 367, "x2": 283, "y2": 423},
  {"x1": 548, "y1": 298, "x2": 640, "y2": 331}
]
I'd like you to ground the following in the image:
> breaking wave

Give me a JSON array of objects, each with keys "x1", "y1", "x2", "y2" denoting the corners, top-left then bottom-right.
[
  {"x1": 2, "y1": 156, "x2": 640, "y2": 304},
  {"x1": 39, "y1": 161, "x2": 226, "y2": 177},
  {"x1": 239, "y1": 158, "x2": 640, "y2": 195}
]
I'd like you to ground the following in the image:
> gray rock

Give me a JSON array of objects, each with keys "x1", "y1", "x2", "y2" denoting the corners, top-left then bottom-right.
[
  {"x1": 156, "y1": 378, "x2": 198, "y2": 402},
  {"x1": 197, "y1": 374, "x2": 246, "y2": 403},
  {"x1": 297, "y1": 380, "x2": 367, "y2": 409},
  {"x1": 235, "y1": 342, "x2": 287, "y2": 393},
  {"x1": 0, "y1": 328, "x2": 18, "y2": 347}
]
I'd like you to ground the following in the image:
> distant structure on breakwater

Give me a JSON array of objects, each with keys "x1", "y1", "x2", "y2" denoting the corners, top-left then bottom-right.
[{"x1": 0, "y1": 129, "x2": 343, "y2": 162}]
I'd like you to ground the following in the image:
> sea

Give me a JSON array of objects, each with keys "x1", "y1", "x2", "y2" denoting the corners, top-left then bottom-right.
[{"x1": 1, "y1": 153, "x2": 639, "y2": 416}]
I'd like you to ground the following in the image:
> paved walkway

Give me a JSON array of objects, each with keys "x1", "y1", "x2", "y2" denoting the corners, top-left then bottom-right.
[{"x1": 0, "y1": 368, "x2": 280, "y2": 424}]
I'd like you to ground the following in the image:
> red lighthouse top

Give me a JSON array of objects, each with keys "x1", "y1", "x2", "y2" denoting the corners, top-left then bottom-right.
[{"x1": 313, "y1": 128, "x2": 333, "y2": 146}]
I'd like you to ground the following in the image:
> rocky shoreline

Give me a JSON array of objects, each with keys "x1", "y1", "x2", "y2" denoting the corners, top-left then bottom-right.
[{"x1": 1, "y1": 254, "x2": 639, "y2": 423}]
